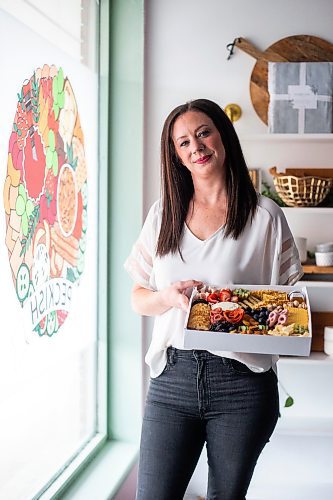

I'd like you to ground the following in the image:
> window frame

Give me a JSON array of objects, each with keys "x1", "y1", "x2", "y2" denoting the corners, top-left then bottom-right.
[{"x1": 38, "y1": 0, "x2": 144, "y2": 497}]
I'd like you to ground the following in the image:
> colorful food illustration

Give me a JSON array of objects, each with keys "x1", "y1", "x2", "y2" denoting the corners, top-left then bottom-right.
[
  {"x1": 187, "y1": 286, "x2": 309, "y2": 337},
  {"x1": 3, "y1": 64, "x2": 87, "y2": 336}
]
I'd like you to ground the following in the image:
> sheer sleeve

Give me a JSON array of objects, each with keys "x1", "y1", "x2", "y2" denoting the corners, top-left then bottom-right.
[
  {"x1": 124, "y1": 201, "x2": 160, "y2": 290},
  {"x1": 270, "y1": 205, "x2": 304, "y2": 285}
]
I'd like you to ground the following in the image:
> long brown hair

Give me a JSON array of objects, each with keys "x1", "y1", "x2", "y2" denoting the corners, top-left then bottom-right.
[{"x1": 156, "y1": 99, "x2": 258, "y2": 257}]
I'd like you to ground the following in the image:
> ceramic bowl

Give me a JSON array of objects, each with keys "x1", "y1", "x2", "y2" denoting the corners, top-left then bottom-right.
[{"x1": 315, "y1": 251, "x2": 333, "y2": 266}]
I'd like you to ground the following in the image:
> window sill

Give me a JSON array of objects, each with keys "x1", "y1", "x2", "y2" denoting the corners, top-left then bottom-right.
[{"x1": 42, "y1": 440, "x2": 138, "y2": 500}]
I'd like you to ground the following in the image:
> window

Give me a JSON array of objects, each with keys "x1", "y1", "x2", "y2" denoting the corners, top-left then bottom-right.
[{"x1": 0, "y1": 2, "x2": 105, "y2": 498}]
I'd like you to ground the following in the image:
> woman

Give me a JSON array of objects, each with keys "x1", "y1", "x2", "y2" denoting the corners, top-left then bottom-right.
[{"x1": 125, "y1": 99, "x2": 302, "y2": 499}]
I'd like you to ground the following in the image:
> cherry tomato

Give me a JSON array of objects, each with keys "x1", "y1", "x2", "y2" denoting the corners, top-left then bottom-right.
[
  {"x1": 207, "y1": 293, "x2": 220, "y2": 303},
  {"x1": 219, "y1": 288, "x2": 232, "y2": 302}
]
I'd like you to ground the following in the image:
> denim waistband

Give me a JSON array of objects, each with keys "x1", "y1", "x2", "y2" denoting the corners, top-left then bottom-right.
[{"x1": 167, "y1": 346, "x2": 221, "y2": 361}]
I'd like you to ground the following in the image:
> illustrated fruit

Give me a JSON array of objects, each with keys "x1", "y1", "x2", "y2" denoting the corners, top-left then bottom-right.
[
  {"x1": 72, "y1": 136, "x2": 87, "y2": 191},
  {"x1": 7, "y1": 153, "x2": 21, "y2": 187},
  {"x1": 15, "y1": 183, "x2": 34, "y2": 236},
  {"x1": 9, "y1": 132, "x2": 24, "y2": 171},
  {"x1": 3, "y1": 176, "x2": 11, "y2": 215},
  {"x1": 39, "y1": 169, "x2": 57, "y2": 225},
  {"x1": 46, "y1": 129, "x2": 58, "y2": 176},
  {"x1": 52, "y1": 67, "x2": 65, "y2": 120},
  {"x1": 59, "y1": 79, "x2": 77, "y2": 147},
  {"x1": 23, "y1": 128, "x2": 46, "y2": 200}
]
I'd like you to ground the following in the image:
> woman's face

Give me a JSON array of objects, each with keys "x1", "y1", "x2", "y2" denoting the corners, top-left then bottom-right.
[{"x1": 172, "y1": 110, "x2": 226, "y2": 179}]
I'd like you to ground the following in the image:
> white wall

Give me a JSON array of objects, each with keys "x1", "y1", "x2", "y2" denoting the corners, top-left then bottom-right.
[
  {"x1": 143, "y1": 2, "x2": 333, "y2": 496},
  {"x1": 144, "y1": 0, "x2": 333, "y2": 211}
]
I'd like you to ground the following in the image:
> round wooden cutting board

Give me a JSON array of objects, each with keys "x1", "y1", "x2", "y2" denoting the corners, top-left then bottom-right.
[{"x1": 235, "y1": 35, "x2": 333, "y2": 124}]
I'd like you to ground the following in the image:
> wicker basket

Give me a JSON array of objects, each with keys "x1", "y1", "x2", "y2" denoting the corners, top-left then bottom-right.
[{"x1": 269, "y1": 167, "x2": 333, "y2": 207}]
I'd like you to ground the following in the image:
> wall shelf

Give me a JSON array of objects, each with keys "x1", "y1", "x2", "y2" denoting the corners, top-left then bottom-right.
[
  {"x1": 302, "y1": 264, "x2": 333, "y2": 274},
  {"x1": 241, "y1": 134, "x2": 333, "y2": 142},
  {"x1": 282, "y1": 207, "x2": 333, "y2": 215}
]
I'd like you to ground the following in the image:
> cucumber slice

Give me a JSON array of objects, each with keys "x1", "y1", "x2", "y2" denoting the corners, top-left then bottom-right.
[
  {"x1": 82, "y1": 208, "x2": 87, "y2": 233},
  {"x1": 77, "y1": 251, "x2": 85, "y2": 275},
  {"x1": 79, "y1": 233, "x2": 87, "y2": 252},
  {"x1": 16, "y1": 263, "x2": 30, "y2": 303},
  {"x1": 81, "y1": 181, "x2": 88, "y2": 208}
]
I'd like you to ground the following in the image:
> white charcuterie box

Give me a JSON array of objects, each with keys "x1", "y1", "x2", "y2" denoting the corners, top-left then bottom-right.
[{"x1": 184, "y1": 284, "x2": 312, "y2": 356}]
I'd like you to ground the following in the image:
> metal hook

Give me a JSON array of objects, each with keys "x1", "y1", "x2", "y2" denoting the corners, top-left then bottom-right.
[{"x1": 226, "y1": 38, "x2": 241, "y2": 60}]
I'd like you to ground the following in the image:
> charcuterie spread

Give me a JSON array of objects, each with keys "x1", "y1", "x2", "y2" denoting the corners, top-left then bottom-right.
[{"x1": 187, "y1": 285, "x2": 310, "y2": 337}]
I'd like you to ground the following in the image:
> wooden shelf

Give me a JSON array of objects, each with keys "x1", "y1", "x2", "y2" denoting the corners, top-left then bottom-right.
[
  {"x1": 282, "y1": 207, "x2": 333, "y2": 215},
  {"x1": 241, "y1": 133, "x2": 333, "y2": 142},
  {"x1": 302, "y1": 264, "x2": 333, "y2": 274}
]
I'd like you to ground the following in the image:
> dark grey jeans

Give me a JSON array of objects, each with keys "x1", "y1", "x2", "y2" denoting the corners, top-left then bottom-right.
[{"x1": 136, "y1": 347, "x2": 279, "y2": 500}]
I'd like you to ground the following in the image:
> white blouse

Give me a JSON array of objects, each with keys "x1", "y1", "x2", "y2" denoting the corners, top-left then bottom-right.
[{"x1": 124, "y1": 195, "x2": 303, "y2": 378}]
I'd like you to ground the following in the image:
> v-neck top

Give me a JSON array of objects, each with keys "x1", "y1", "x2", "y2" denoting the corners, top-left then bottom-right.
[
  {"x1": 124, "y1": 195, "x2": 303, "y2": 378},
  {"x1": 184, "y1": 222, "x2": 225, "y2": 243}
]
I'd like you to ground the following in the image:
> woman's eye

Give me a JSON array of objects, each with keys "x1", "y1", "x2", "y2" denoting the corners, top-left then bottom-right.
[
  {"x1": 180, "y1": 140, "x2": 189, "y2": 147},
  {"x1": 198, "y1": 129, "x2": 209, "y2": 138}
]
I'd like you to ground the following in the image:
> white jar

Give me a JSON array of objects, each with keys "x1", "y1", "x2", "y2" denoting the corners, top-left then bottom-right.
[
  {"x1": 315, "y1": 242, "x2": 333, "y2": 253},
  {"x1": 295, "y1": 237, "x2": 307, "y2": 264},
  {"x1": 324, "y1": 326, "x2": 333, "y2": 356},
  {"x1": 315, "y1": 251, "x2": 333, "y2": 267}
]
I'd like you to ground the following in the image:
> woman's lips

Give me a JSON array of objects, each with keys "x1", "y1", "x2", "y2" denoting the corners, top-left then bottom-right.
[{"x1": 195, "y1": 155, "x2": 212, "y2": 164}]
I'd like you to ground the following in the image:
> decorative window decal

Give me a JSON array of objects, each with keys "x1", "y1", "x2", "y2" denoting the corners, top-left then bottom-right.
[{"x1": 3, "y1": 64, "x2": 87, "y2": 337}]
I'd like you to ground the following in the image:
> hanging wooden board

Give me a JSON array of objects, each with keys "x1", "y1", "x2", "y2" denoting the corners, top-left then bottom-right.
[{"x1": 235, "y1": 35, "x2": 333, "y2": 124}]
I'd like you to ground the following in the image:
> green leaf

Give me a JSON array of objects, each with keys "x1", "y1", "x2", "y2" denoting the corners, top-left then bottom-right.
[
  {"x1": 57, "y1": 67, "x2": 64, "y2": 91},
  {"x1": 48, "y1": 129, "x2": 55, "y2": 151},
  {"x1": 26, "y1": 199, "x2": 34, "y2": 218},
  {"x1": 46, "y1": 147, "x2": 54, "y2": 169},
  {"x1": 13, "y1": 123, "x2": 18, "y2": 132},
  {"x1": 284, "y1": 396, "x2": 294, "y2": 408},
  {"x1": 67, "y1": 144, "x2": 73, "y2": 163},
  {"x1": 18, "y1": 183, "x2": 27, "y2": 201},
  {"x1": 21, "y1": 212, "x2": 29, "y2": 237},
  {"x1": 52, "y1": 75, "x2": 58, "y2": 99},
  {"x1": 16, "y1": 194, "x2": 26, "y2": 216},
  {"x1": 53, "y1": 103, "x2": 60, "y2": 120},
  {"x1": 66, "y1": 267, "x2": 76, "y2": 283},
  {"x1": 46, "y1": 190, "x2": 52, "y2": 208},
  {"x1": 57, "y1": 90, "x2": 65, "y2": 109},
  {"x1": 52, "y1": 151, "x2": 59, "y2": 176},
  {"x1": 72, "y1": 157, "x2": 78, "y2": 170}
]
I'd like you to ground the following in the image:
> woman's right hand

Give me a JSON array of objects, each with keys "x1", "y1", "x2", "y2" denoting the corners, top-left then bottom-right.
[
  {"x1": 159, "y1": 280, "x2": 202, "y2": 312},
  {"x1": 131, "y1": 280, "x2": 202, "y2": 316}
]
